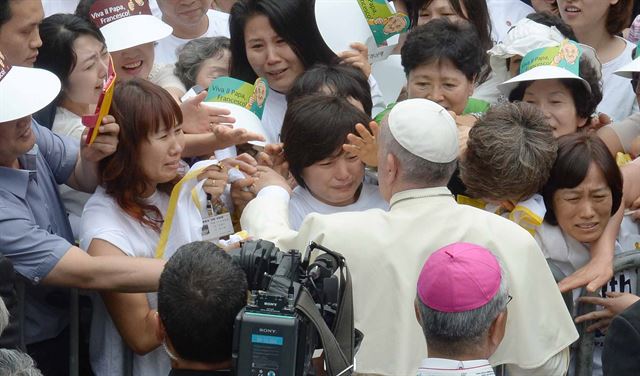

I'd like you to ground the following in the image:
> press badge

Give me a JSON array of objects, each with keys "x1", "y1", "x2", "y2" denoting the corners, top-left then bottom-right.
[{"x1": 201, "y1": 195, "x2": 234, "y2": 241}]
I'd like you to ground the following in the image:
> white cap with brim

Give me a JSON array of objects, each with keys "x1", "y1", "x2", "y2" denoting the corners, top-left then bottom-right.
[
  {"x1": 615, "y1": 56, "x2": 640, "y2": 78},
  {"x1": 202, "y1": 102, "x2": 267, "y2": 148},
  {"x1": 488, "y1": 18, "x2": 566, "y2": 87},
  {"x1": 0, "y1": 65, "x2": 61, "y2": 123},
  {"x1": 101, "y1": 15, "x2": 172, "y2": 52},
  {"x1": 387, "y1": 99, "x2": 458, "y2": 163},
  {"x1": 497, "y1": 65, "x2": 591, "y2": 96}
]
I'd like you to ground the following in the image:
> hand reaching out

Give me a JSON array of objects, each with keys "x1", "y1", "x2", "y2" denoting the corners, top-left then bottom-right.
[
  {"x1": 575, "y1": 292, "x2": 640, "y2": 333},
  {"x1": 338, "y1": 42, "x2": 371, "y2": 78},
  {"x1": 343, "y1": 121, "x2": 379, "y2": 167}
]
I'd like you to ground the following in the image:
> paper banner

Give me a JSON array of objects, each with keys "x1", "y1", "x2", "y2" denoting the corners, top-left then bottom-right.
[
  {"x1": 357, "y1": 0, "x2": 410, "y2": 46},
  {"x1": 519, "y1": 39, "x2": 582, "y2": 75}
]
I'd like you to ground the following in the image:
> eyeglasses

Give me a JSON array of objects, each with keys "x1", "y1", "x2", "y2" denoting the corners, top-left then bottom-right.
[{"x1": 506, "y1": 295, "x2": 513, "y2": 306}]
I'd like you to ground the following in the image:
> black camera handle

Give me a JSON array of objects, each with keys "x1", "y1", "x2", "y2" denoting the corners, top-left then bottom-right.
[{"x1": 297, "y1": 242, "x2": 356, "y2": 376}]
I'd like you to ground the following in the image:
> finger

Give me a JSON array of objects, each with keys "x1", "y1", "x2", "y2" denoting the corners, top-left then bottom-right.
[
  {"x1": 347, "y1": 135, "x2": 366, "y2": 149},
  {"x1": 97, "y1": 123, "x2": 120, "y2": 135},
  {"x1": 256, "y1": 151, "x2": 273, "y2": 167},
  {"x1": 349, "y1": 42, "x2": 367, "y2": 52},
  {"x1": 264, "y1": 143, "x2": 284, "y2": 156},
  {"x1": 210, "y1": 115, "x2": 236, "y2": 125},
  {"x1": 574, "y1": 309, "x2": 609, "y2": 323},
  {"x1": 605, "y1": 291, "x2": 624, "y2": 298},
  {"x1": 577, "y1": 296, "x2": 608, "y2": 306},
  {"x1": 558, "y1": 274, "x2": 588, "y2": 293},
  {"x1": 585, "y1": 276, "x2": 611, "y2": 293},
  {"x1": 101, "y1": 115, "x2": 116, "y2": 125},
  {"x1": 370, "y1": 121, "x2": 380, "y2": 138},
  {"x1": 343, "y1": 144, "x2": 359, "y2": 155},
  {"x1": 355, "y1": 123, "x2": 374, "y2": 142},
  {"x1": 185, "y1": 90, "x2": 207, "y2": 107},
  {"x1": 586, "y1": 319, "x2": 612, "y2": 333}
]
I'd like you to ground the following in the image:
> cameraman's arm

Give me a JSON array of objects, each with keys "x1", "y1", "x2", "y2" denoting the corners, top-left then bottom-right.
[{"x1": 88, "y1": 239, "x2": 162, "y2": 354}]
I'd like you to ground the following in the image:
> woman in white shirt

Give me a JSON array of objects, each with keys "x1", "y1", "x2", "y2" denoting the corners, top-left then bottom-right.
[
  {"x1": 557, "y1": 0, "x2": 637, "y2": 121},
  {"x1": 535, "y1": 133, "x2": 635, "y2": 375},
  {"x1": 79, "y1": 78, "x2": 227, "y2": 376},
  {"x1": 280, "y1": 95, "x2": 387, "y2": 230},
  {"x1": 229, "y1": 0, "x2": 384, "y2": 144},
  {"x1": 34, "y1": 14, "x2": 110, "y2": 237}
]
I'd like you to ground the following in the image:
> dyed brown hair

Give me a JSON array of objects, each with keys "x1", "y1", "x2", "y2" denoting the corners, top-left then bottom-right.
[
  {"x1": 606, "y1": 0, "x2": 633, "y2": 35},
  {"x1": 101, "y1": 78, "x2": 183, "y2": 232}
]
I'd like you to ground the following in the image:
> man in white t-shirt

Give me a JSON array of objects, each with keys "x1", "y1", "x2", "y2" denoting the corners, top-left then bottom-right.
[{"x1": 154, "y1": 0, "x2": 230, "y2": 64}]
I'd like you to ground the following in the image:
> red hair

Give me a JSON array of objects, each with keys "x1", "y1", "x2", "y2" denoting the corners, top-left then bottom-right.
[{"x1": 101, "y1": 78, "x2": 183, "y2": 232}]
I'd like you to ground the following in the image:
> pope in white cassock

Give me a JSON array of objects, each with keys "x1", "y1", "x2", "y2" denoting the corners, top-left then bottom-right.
[{"x1": 241, "y1": 99, "x2": 578, "y2": 376}]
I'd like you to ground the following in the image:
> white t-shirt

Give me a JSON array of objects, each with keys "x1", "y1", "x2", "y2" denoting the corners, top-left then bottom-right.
[
  {"x1": 80, "y1": 186, "x2": 171, "y2": 376},
  {"x1": 534, "y1": 222, "x2": 639, "y2": 376},
  {"x1": 289, "y1": 182, "x2": 388, "y2": 230},
  {"x1": 52, "y1": 107, "x2": 90, "y2": 240},
  {"x1": 149, "y1": 63, "x2": 187, "y2": 93},
  {"x1": 154, "y1": 10, "x2": 230, "y2": 65},
  {"x1": 599, "y1": 38, "x2": 639, "y2": 122},
  {"x1": 486, "y1": 0, "x2": 534, "y2": 44}
]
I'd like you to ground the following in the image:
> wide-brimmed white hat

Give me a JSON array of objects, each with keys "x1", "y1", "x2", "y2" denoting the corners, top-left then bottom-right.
[
  {"x1": 615, "y1": 56, "x2": 640, "y2": 78},
  {"x1": 488, "y1": 18, "x2": 567, "y2": 84},
  {"x1": 498, "y1": 40, "x2": 598, "y2": 96},
  {"x1": 0, "y1": 51, "x2": 61, "y2": 122},
  {"x1": 89, "y1": 0, "x2": 172, "y2": 52},
  {"x1": 387, "y1": 99, "x2": 458, "y2": 163}
]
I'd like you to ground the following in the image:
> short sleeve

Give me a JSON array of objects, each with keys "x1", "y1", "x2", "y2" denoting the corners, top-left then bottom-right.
[
  {"x1": 150, "y1": 64, "x2": 187, "y2": 93},
  {"x1": 0, "y1": 193, "x2": 71, "y2": 283},
  {"x1": 32, "y1": 120, "x2": 78, "y2": 185},
  {"x1": 79, "y1": 192, "x2": 136, "y2": 257}
]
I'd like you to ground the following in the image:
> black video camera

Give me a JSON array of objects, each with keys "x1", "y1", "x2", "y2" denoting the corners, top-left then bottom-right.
[{"x1": 229, "y1": 240, "x2": 359, "y2": 376}]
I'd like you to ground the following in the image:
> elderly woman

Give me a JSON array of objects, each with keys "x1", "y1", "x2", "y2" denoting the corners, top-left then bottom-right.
[{"x1": 174, "y1": 37, "x2": 231, "y2": 91}]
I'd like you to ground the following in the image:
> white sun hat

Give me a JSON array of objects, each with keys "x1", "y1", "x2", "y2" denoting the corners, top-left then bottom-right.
[
  {"x1": 488, "y1": 18, "x2": 567, "y2": 84},
  {"x1": 615, "y1": 56, "x2": 640, "y2": 78},
  {"x1": 387, "y1": 99, "x2": 458, "y2": 163},
  {"x1": 89, "y1": 0, "x2": 172, "y2": 52},
  {"x1": 0, "y1": 51, "x2": 61, "y2": 122},
  {"x1": 498, "y1": 40, "x2": 599, "y2": 96}
]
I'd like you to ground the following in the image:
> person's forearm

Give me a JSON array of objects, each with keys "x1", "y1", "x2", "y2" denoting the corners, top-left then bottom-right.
[
  {"x1": 44, "y1": 247, "x2": 165, "y2": 292},
  {"x1": 88, "y1": 256, "x2": 165, "y2": 292},
  {"x1": 66, "y1": 152, "x2": 100, "y2": 193},
  {"x1": 183, "y1": 133, "x2": 220, "y2": 158},
  {"x1": 590, "y1": 205, "x2": 623, "y2": 261}
]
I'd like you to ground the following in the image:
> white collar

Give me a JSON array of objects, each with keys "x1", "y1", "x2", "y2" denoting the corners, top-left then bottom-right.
[{"x1": 418, "y1": 358, "x2": 495, "y2": 376}]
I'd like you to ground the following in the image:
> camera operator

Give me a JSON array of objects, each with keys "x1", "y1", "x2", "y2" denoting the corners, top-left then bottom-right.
[{"x1": 155, "y1": 241, "x2": 248, "y2": 376}]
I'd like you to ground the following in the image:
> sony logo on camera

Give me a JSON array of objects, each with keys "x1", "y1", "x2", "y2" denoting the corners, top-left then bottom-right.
[{"x1": 258, "y1": 328, "x2": 278, "y2": 334}]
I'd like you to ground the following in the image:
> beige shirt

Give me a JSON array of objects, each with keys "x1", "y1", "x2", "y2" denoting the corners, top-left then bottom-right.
[{"x1": 241, "y1": 186, "x2": 578, "y2": 375}]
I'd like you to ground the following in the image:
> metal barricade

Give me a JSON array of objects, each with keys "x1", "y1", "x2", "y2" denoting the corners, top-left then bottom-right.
[{"x1": 548, "y1": 250, "x2": 640, "y2": 376}]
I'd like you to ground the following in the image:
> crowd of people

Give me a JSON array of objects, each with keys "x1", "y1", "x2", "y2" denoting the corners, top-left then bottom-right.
[{"x1": 1, "y1": 0, "x2": 640, "y2": 375}]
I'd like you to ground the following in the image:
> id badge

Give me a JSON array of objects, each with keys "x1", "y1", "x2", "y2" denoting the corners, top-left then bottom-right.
[{"x1": 201, "y1": 198, "x2": 234, "y2": 241}]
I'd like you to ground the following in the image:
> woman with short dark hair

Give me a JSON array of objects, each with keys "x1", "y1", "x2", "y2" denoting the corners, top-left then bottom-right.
[
  {"x1": 281, "y1": 95, "x2": 387, "y2": 230},
  {"x1": 535, "y1": 133, "x2": 634, "y2": 375}
]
